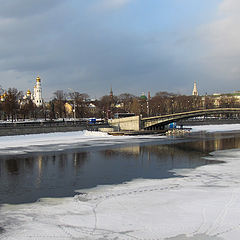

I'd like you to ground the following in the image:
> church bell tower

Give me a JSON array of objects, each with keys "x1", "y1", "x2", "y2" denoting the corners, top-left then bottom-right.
[
  {"x1": 33, "y1": 76, "x2": 43, "y2": 107},
  {"x1": 192, "y1": 81, "x2": 198, "y2": 96}
]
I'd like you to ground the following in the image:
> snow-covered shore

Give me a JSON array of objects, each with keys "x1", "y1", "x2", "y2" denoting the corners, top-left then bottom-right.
[
  {"x1": 1, "y1": 124, "x2": 240, "y2": 239},
  {"x1": 0, "y1": 123, "x2": 240, "y2": 154},
  {"x1": 190, "y1": 123, "x2": 240, "y2": 133}
]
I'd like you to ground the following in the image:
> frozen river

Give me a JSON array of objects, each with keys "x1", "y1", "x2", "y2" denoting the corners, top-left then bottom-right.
[{"x1": 1, "y1": 124, "x2": 240, "y2": 239}]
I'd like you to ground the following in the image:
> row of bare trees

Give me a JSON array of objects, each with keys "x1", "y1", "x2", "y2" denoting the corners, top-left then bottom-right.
[
  {"x1": 49, "y1": 90, "x2": 90, "y2": 119},
  {"x1": 97, "y1": 92, "x2": 240, "y2": 118},
  {"x1": 1, "y1": 87, "x2": 240, "y2": 121}
]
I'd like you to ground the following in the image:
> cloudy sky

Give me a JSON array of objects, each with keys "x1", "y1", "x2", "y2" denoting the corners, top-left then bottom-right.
[{"x1": 0, "y1": 0, "x2": 239, "y2": 100}]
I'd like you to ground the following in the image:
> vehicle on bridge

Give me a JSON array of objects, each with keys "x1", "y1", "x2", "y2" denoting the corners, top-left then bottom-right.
[{"x1": 168, "y1": 122, "x2": 177, "y2": 129}]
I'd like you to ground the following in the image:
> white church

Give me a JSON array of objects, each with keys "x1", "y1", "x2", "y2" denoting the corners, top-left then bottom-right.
[{"x1": 24, "y1": 76, "x2": 43, "y2": 107}]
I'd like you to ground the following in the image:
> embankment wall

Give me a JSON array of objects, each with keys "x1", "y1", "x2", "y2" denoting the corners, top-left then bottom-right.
[
  {"x1": 0, "y1": 122, "x2": 109, "y2": 136},
  {"x1": 108, "y1": 116, "x2": 141, "y2": 131}
]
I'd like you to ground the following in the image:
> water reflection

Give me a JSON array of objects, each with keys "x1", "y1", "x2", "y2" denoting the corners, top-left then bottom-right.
[
  {"x1": 73, "y1": 152, "x2": 89, "y2": 169},
  {"x1": 100, "y1": 143, "x2": 209, "y2": 172},
  {"x1": 0, "y1": 132, "x2": 240, "y2": 204},
  {"x1": 36, "y1": 156, "x2": 43, "y2": 187},
  {"x1": 6, "y1": 159, "x2": 20, "y2": 175},
  {"x1": 178, "y1": 132, "x2": 240, "y2": 153}
]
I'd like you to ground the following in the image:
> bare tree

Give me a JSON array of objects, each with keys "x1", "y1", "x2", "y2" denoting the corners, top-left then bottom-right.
[
  {"x1": 130, "y1": 98, "x2": 141, "y2": 116},
  {"x1": 3, "y1": 88, "x2": 22, "y2": 121},
  {"x1": 53, "y1": 90, "x2": 67, "y2": 118},
  {"x1": 118, "y1": 93, "x2": 136, "y2": 113},
  {"x1": 20, "y1": 99, "x2": 36, "y2": 119},
  {"x1": 68, "y1": 91, "x2": 90, "y2": 118},
  {"x1": 204, "y1": 95, "x2": 215, "y2": 109},
  {"x1": 98, "y1": 95, "x2": 118, "y2": 119}
]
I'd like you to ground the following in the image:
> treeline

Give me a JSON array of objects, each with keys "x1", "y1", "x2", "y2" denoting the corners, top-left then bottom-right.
[{"x1": 1, "y1": 88, "x2": 240, "y2": 121}]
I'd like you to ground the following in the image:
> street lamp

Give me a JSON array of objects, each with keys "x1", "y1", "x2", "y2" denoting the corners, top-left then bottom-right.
[
  {"x1": 171, "y1": 98, "x2": 174, "y2": 114},
  {"x1": 73, "y1": 104, "x2": 76, "y2": 120},
  {"x1": 147, "y1": 100, "x2": 149, "y2": 117}
]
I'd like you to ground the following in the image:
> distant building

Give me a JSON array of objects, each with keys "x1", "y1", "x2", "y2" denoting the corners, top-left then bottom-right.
[
  {"x1": 148, "y1": 91, "x2": 151, "y2": 101},
  {"x1": 115, "y1": 102, "x2": 124, "y2": 109},
  {"x1": 64, "y1": 102, "x2": 73, "y2": 116},
  {"x1": 23, "y1": 76, "x2": 43, "y2": 107},
  {"x1": 192, "y1": 82, "x2": 198, "y2": 96},
  {"x1": 0, "y1": 92, "x2": 6, "y2": 102},
  {"x1": 88, "y1": 103, "x2": 97, "y2": 115},
  {"x1": 210, "y1": 92, "x2": 240, "y2": 107},
  {"x1": 33, "y1": 76, "x2": 43, "y2": 107},
  {"x1": 140, "y1": 92, "x2": 147, "y2": 100}
]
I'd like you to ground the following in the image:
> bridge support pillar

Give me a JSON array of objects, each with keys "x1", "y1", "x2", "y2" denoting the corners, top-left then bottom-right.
[{"x1": 108, "y1": 116, "x2": 141, "y2": 131}]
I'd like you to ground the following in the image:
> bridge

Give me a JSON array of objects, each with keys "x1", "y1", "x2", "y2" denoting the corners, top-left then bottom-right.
[{"x1": 108, "y1": 108, "x2": 240, "y2": 131}]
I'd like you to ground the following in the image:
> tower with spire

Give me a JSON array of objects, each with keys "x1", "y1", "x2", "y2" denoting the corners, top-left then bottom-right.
[
  {"x1": 110, "y1": 86, "x2": 113, "y2": 99},
  {"x1": 192, "y1": 82, "x2": 198, "y2": 96},
  {"x1": 33, "y1": 76, "x2": 43, "y2": 107}
]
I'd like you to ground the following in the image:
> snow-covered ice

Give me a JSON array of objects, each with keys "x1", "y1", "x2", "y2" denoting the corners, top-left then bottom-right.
[
  {"x1": 0, "y1": 130, "x2": 164, "y2": 155},
  {"x1": 190, "y1": 123, "x2": 240, "y2": 133},
  {"x1": 1, "y1": 124, "x2": 240, "y2": 239}
]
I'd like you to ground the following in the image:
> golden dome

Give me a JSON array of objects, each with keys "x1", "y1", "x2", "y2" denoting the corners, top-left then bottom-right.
[
  {"x1": 36, "y1": 76, "x2": 41, "y2": 82},
  {"x1": 27, "y1": 89, "x2": 31, "y2": 95}
]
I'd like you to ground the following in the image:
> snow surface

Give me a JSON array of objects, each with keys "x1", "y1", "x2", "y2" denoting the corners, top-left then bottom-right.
[
  {"x1": 1, "y1": 125, "x2": 240, "y2": 239},
  {"x1": 190, "y1": 123, "x2": 240, "y2": 133},
  {"x1": 0, "y1": 130, "x2": 163, "y2": 155}
]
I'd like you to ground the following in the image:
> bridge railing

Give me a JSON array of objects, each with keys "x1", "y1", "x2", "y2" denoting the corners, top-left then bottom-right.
[
  {"x1": 142, "y1": 108, "x2": 240, "y2": 121},
  {"x1": 142, "y1": 108, "x2": 240, "y2": 129}
]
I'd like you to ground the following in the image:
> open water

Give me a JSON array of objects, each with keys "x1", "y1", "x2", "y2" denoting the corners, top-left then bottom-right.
[{"x1": 1, "y1": 131, "x2": 240, "y2": 204}]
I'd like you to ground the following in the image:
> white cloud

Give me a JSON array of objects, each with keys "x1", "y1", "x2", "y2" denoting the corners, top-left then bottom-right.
[
  {"x1": 92, "y1": 0, "x2": 132, "y2": 11},
  {"x1": 198, "y1": 0, "x2": 240, "y2": 90},
  {"x1": 218, "y1": 0, "x2": 240, "y2": 14},
  {"x1": 207, "y1": 0, "x2": 240, "y2": 55}
]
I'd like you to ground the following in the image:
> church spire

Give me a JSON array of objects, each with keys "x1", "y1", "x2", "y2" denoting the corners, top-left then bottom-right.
[
  {"x1": 110, "y1": 86, "x2": 113, "y2": 98},
  {"x1": 192, "y1": 81, "x2": 198, "y2": 96}
]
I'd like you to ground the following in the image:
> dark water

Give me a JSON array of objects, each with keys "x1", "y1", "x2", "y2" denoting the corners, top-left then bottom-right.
[{"x1": 1, "y1": 131, "x2": 240, "y2": 204}]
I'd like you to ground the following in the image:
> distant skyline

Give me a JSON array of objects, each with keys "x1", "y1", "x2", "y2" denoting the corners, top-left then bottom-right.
[{"x1": 0, "y1": 0, "x2": 239, "y2": 100}]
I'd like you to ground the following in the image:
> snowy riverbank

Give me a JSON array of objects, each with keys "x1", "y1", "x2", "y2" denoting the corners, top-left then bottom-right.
[{"x1": 0, "y1": 123, "x2": 240, "y2": 153}]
